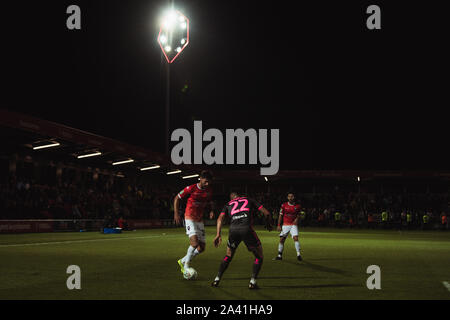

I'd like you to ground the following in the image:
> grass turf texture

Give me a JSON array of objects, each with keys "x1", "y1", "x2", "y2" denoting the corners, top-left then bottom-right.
[{"x1": 1, "y1": 227, "x2": 449, "y2": 300}]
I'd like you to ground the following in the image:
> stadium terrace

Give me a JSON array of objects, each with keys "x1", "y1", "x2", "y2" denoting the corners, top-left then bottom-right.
[{"x1": 170, "y1": 121, "x2": 279, "y2": 175}]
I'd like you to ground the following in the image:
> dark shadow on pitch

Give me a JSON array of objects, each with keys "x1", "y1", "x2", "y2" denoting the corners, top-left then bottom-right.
[
  {"x1": 224, "y1": 275, "x2": 324, "y2": 281},
  {"x1": 212, "y1": 287, "x2": 246, "y2": 300},
  {"x1": 284, "y1": 260, "x2": 352, "y2": 276},
  {"x1": 263, "y1": 283, "x2": 359, "y2": 289},
  {"x1": 307, "y1": 258, "x2": 362, "y2": 261}
]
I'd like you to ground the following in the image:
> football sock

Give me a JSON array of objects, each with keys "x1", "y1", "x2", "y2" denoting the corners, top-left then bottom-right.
[
  {"x1": 217, "y1": 255, "x2": 232, "y2": 279},
  {"x1": 278, "y1": 243, "x2": 284, "y2": 256},
  {"x1": 181, "y1": 246, "x2": 196, "y2": 266},
  {"x1": 251, "y1": 257, "x2": 263, "y2": 280},
  {"x1": 250, "y1": 278, "x2": 257, "y2": 285},
  {"x1": 192, "y1": 248, "x2": 201, "y2": 258},
  {"x1": 294, "y1": 241, "x2": 301, "y2": 255}
]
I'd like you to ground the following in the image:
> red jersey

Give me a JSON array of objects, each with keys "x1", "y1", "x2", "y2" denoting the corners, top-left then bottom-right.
[
  {"x1": 280, "y1": 202, "x2": 301, "y2": 226},
  {"x1": 177, "y1": 183, "x2": 212, "y2": 222},
  {"x1": 117, "y1": 218, "x2": 124, "y2": 228}
]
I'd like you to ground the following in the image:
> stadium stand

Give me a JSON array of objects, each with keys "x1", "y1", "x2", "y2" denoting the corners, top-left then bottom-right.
[{"x1": 1, "y1": 109, "x2": 449, "y2": 232}]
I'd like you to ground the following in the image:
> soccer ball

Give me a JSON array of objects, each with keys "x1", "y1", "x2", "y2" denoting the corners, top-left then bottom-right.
[{"x1": 183, "y1": 267, "x2": 198, "y2": 280}]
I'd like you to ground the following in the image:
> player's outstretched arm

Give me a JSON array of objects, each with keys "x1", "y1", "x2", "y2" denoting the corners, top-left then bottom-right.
[
  {"x1": 260, "y1": 207, "x2": 273, "y2": 231},
  {"x1": 209, "y1": 201, "x2": 215, "y2": 219},
  {"x1": 173, "y1": 195, "x2": 182, "y2": 226},
  {"x1": 213, "y1": 213, "x2": 225, "y2": 247},
  {"x1": 277, "y1": 211, "x2": 283, "y2": 231}
]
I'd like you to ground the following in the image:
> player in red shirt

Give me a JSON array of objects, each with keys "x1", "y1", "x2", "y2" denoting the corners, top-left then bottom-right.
[
  {"x1": 274, "y1": 192, "x2": 303, "y2": 261},
  {"x1": 173, "y1": 170, "x2": 214, "y2": 276}
]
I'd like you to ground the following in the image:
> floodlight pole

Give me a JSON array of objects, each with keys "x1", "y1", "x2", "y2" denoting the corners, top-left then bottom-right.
[
  {"x1": 165, "y1": 0, "x2": 174, "y2": 157},
  {"x1": 165, "y1": 62, "x2": 170, "y2": 157}
]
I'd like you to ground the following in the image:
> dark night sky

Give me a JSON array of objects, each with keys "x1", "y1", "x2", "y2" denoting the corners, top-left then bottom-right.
[{"x1": 3, "y1": 0, "x2": 449, "y2": 170}]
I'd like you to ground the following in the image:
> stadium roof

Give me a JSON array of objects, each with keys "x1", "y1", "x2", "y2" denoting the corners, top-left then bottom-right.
[
  {"x1": 0, "y1": 108, "x2": 167, "y2": 164},
  {"x1": 1, "y1": 108, "x2": 450, "y2": 183}
]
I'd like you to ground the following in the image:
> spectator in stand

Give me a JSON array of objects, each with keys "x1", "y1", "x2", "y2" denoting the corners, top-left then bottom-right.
[
  {"x1": 358, "y1": 210, "x2": 366, "y2": 228},
  {"x1": 153, "y1": 199, "x2": 161, "y2": 219},
  {"x1": 381, "y1": 211, "x2": 388, "y2": 229},
  {"x1": 117, "y1": 216, "x2": 129, "y2": 230},
  {"x1": 334, "y1": 211, "x2": 341, "y2": 228},
  {"x1": 406, "y1": 212, "x2": 412, "y2": 230},
  {"x1": 440, "y1": 212, "x2": 448, "y2": 231},
  {"x1": 299, "y1": 210, "x2": 306, "y2": 226},
  {"x1": 112, "y1": 198, "x2": 121, "y2": 218},
  {"x1": 422, "y1": 213, "x2": 430, "y2": 230},
  {"x1": 318, "y1": 210, "x2": 325, "y2": 227},
  {"x1": 72, "y1": 203, "x2": 82, "y2": 219},
  {"x1": 348, "y1": 216, "x2": 355, "y2": 228},
  {"x1": 368, "y1": 213, "x2": 375, "y2": 229},
  {"x1": 400, "y1": 211, "x2": 407, "y2": 229},
  {"x1": 103, "y1": 213, "x2": 115, "y2": 229}
]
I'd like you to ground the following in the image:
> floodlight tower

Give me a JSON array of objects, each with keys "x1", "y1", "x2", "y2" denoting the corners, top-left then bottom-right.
[{"x1": 157, "y1": 5, "x2": 190, "y2": 156}]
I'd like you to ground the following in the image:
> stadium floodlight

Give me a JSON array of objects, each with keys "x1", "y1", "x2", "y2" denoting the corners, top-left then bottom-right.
[
  {"x1": 157, "y1": 8, "x2": 190, "y2": 157},
  {"x1": 264, "y1": 176, "x2": 269, "y2": 182},
  {"x1": 140, "y1": 165, "x2": 160, "y2": 171},
  {"x1": 77, "y1": 151, "x2": 102, "y2": 159},
  {"x1": 162, "y1": 10, "x2": 177, "y2": 30},
  {"x1": 166, "y1": 169, "x2": 182, "y2": 175},
  {"x1": 357, "y1": 176, "x2": 361, "y2": 182},
  {"x1": 182, "y1": 174, "x2": 199, "y2": 179},
  {"x1": 33, "y1": 142, "x2": 60, "y2": 150},
  {"x1": 112, "y1": 159, "x2": 134, "y2": 166},
  {"x1": 157, "y1": 9, "x2": 189, "y2": 64}
]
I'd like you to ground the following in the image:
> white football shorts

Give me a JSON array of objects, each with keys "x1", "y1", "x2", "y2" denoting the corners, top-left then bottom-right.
[
  {"x1": 185, "y1": 219, "x2": 206, "y2": 243},
  {"x1": 279, "y1": 225, "x2": 299, "y2": 238}
]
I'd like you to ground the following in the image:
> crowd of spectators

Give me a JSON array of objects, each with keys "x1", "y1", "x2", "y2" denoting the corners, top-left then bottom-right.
[
  {"x1": 0, "y1": 175, "x2": 176, "y2": 222},
  {"x1": 1, "y1": 174, "x2": 449, "y2": 230},
  {"x1": 248, "y1": 187, "x2": 450, "y2": 230}
]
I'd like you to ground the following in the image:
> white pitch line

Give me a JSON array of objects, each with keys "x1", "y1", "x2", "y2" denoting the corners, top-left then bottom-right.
[
  {"x1": 442, "y1": 281, "x2": 450, "y2": 292},
  {"x1": 0, "y1": 234, "x2": 177, "y2": 248}
]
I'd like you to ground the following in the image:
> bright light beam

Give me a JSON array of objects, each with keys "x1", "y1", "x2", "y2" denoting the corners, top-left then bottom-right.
[
  {"x1": 182, "y1": 174, "x2": 199, "y2": 179},
  {"x1": 33, "y1": 142, "x2": 60, "y2": 150},
  {"x1": 158, "y1": 9, "x2": 189, "y2": 64},
  {"x1": 77, "y1": 152, "x2": 102, "y2": 159},
  {"x1": 167, "y1": 169, "x2": 182, "y2": 175},
  {"x1": 140, "y1": 165, "x2": 161, "y2": 171},
  {"x1": 112, "y1": 159, "x2": 134, "y2": 166},
  {"x1": 162, "y1": 10, "x2": 177, "y2": 30}
]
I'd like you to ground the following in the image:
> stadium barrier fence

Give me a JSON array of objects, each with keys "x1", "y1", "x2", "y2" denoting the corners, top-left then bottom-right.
[{"x1": 0, "y1": 219, "x2": 177, "y2": 234}]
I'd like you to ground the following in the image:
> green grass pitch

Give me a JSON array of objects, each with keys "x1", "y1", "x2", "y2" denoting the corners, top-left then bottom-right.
[{"x1": 1, "y1": 227, "x2": 450, "y2": 300}]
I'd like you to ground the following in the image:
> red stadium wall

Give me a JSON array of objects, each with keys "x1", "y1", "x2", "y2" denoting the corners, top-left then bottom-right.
[
  {"x1": 126, "y1": 219, "x2": 164, "y2": 229},
  {"x1": 0, "y1": 220, "x2": 54, "y2": 233},
  {"x1": 0, "y1": 219, "x2": 172, "y2": 233}
]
